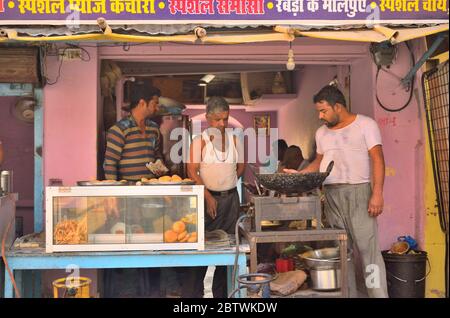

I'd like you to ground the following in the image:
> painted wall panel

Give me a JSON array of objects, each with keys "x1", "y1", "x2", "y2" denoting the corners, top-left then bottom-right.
[
  {"x1": 43, "y1": 48, "x2": 99, "y2": 187},
  {"x1": 0, "y1": 96, "x2": 34, "y2": 235}
]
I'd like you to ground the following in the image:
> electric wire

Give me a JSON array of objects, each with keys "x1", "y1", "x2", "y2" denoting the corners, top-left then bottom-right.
[
  {"x1": 44, "y1": 44, "x2": 91, "y2": 85},
  {"x1": 375, "y1": 41, "x2": 416, "y2": 112},
  {"x1": 1, "y1": 210, "x2": 21, "y2": 298}
]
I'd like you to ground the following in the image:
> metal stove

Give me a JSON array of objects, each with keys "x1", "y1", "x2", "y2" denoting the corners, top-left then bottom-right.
[{"x1": 249, "y1": 190, "x2": 322, "y2": 232}]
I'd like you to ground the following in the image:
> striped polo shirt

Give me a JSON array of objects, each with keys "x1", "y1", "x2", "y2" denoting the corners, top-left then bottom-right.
[{"x1": 104, "y1": 115, "x2": 162, "y2": 181}]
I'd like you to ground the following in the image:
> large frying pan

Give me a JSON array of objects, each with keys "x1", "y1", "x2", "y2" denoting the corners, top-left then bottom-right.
[{"x1": 250, "y1": 161, "x2": 334, "y2": 194}]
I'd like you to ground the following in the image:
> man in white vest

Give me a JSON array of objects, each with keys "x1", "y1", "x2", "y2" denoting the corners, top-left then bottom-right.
[{"x1": 184, "y1": 96, "x2": 245, "y2": 298}]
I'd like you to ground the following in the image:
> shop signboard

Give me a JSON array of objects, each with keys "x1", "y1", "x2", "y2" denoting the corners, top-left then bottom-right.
[{"x1": 0, "y1": 0, "x2": 448, "y2": 25}]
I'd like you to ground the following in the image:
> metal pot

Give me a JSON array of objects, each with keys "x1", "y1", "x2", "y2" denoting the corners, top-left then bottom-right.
[
  {"x1": 309, "y1": 268, "x2": 341, "y2": 291},
  {"x1": 300, "y1": 247, "x2": 352, "y2": 291}
]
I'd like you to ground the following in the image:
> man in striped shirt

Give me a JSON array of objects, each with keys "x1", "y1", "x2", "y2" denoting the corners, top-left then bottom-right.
[
  {"x1": 104, "y1": 84, "x2": 163, "y2": 181},
  {"x1": 102, "y1": 83, "x2": 164, "y2": 297}
]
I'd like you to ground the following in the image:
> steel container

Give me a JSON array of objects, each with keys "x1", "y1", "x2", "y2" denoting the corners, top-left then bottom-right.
[
  {"x1": 309, "y1": 268, "x2": 341, "y2": 291},
  {"x1": 1, "y1": 170, "x2": 13, "y2": 195},
  {"x1": 300, "y1": 247, "x2": 353, "y2": 291}
]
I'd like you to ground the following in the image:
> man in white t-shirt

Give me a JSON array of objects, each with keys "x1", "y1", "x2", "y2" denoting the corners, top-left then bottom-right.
[{"x1": 285, "y1": 85, "x2": 388, "y2": 298}]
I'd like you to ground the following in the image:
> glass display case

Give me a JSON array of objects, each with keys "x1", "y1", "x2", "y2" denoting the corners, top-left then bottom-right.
[{"x1": 45, "y1": 185, "x2": 204, "y2": 252}]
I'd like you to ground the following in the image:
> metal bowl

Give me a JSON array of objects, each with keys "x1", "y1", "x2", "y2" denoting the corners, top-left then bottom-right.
[
  {"x1": 299, "y1": 247, "x2": 352, "y2": 270},
  {"x1": 251, "y1": 161, "x2": 334, "y2": 194}
]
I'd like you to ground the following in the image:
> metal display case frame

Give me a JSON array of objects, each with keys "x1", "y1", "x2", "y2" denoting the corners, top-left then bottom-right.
[{"x1": 45, "y1": 185, "x2": 204, "y2": 253}]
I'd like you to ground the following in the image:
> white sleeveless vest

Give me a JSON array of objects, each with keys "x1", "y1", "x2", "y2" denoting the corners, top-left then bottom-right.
[{"x1": 199, "y1": 129, "x2": 238, "y2": 191}]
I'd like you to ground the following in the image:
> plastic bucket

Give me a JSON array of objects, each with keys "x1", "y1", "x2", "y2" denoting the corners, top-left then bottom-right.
[
  {"x1": 382, "y1": 250, "x2": 429, "y2": 298},
  {"x1": 52, "y1": 277, "x2": 91, "y2": 298}
]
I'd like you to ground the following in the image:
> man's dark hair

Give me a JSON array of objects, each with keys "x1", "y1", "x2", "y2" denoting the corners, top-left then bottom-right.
[
  {"x1": 276, "y1": 139, "x2": 288, "y2": 151},
  {"x1": 313, "y1": 85, "x2": 347, "y2": 107},
  {"x1": 129, "y1": 83, "x2": 161, "y2": 110},
  {"x1": 281, "y1": 145, "x2": 304, "y2": 170},
  {"x1": 273, "y1": 139, "x2": 288, "y2": 161}
]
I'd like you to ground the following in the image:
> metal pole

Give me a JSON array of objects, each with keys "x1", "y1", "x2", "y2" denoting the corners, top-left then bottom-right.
[{"x1": 401, "y1": 33, "x2": 446, "y2": 88}]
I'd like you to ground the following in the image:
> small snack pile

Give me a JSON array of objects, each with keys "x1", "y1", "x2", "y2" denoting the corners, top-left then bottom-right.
[
  {"x1": 164, "y1": 220, "x2": 197, "y2": 243},
  {"x1": 158, "y1": 175, "x2": 182, "y2": 182},
  {"x1": 137, "y1": 175, "x2": 194, "y2": 185},
  {"x1": 54, "y1": 217, "x2": 87, "y2": 244}
]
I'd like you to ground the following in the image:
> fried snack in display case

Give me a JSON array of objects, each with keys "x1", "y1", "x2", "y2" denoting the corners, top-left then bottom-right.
[{"x1": 46, "y1": 185, "x2": 204, "y2": 252}]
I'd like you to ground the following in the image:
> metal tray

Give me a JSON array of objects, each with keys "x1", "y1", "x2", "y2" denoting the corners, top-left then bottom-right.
[
  {"x1": 261, "y1": 220, "x2": 282, "y2": 228},
  {"x1": 141, "y1": 181, "x2": 196, "y2": 186},
  {"x1": 77, "y1": 180, "x2": 131, "y2": 186}
]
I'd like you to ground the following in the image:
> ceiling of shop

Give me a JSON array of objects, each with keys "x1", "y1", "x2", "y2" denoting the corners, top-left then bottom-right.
[{"x1": 115, "y1": 61, "x2": 292, "y2": 76}]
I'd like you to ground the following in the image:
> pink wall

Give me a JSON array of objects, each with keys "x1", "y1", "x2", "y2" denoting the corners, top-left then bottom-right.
[
  {"x1": 0, "y1": 96, "x2": 34, "y2": 235},
  {"x1": 42, "y1": 47, "x2": 99, "y2": 297},
  {"x1": 351, "y1": 52, "x2": 375, "y2": 118},
  {"x1": 370, "y1": 40, "x2": 428, "y2": 250},
  {"x1": 278, "y1": 66, "x2": 339, "y2": 160},
  {"x1": 43, "y1": 47, "x2": 99, "y2": 186}
]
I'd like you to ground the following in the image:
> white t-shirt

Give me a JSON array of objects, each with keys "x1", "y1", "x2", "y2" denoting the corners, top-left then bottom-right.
[{"x1": 316, "y1": 114, "x2": 382, "y2": 185}]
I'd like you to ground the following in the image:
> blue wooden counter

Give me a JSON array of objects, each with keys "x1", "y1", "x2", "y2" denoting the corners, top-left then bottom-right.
[{"x1": 3, "y1": 244, "x2": 249, "y2": 298}]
